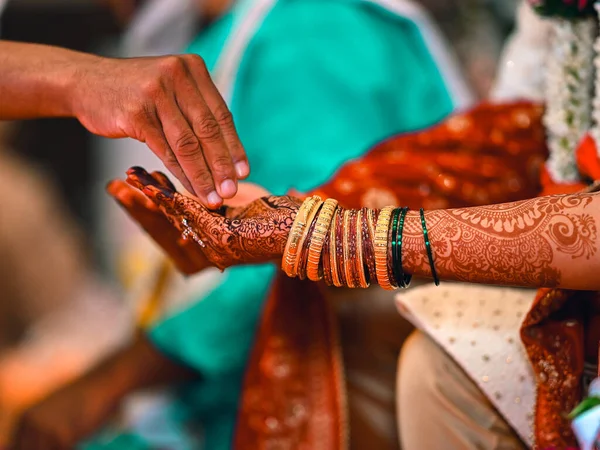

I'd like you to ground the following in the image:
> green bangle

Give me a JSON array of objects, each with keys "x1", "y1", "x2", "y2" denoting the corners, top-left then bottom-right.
[
  {"x1": 396, "y1": 207, "x2": 412, "y2": 288},
  {"x1": 390, "y1": 208, "x2": 401, "y2": 288},
  {"x1": 419, "y1": 208, "x2": 439, "y2": 286}
]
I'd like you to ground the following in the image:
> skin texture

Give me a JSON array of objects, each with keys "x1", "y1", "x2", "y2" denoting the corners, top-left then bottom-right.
[
  {"x1": 10, "y1": 335, "x2": 197, "y2": 450},
  {"x1": 0, "y1": 40, "x2": 249, "y2": 207},
  {"x1": 119, "y1": 168, "x2": 600, "y2": 291}
]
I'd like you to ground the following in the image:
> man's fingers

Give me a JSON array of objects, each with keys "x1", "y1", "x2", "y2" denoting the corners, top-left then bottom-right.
[
  {"x1": 184, "y1": 54, "x2": 249, "y2": 180},
  {"x1": 173, "y1": 65, "x2": 238, "y2": 200},
  {"x1": 137, "y1": 106, "x2": 195, "y2": 194},
  {"x1": 156, "y1": 97, "x2": 224, "y2": 207}
]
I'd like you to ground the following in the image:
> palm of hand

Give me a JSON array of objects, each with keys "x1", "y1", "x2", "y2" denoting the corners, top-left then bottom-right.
[{"x1": 112, "y1": 167, "x2": 300, "y2": 271}]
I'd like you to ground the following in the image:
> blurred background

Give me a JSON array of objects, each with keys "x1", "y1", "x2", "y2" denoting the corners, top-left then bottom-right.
[{"x1": 0, "y1": 0, "x2": 519, "y2": 445}]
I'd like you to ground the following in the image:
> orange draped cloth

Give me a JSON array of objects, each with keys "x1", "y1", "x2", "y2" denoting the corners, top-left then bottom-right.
[{"x1": 233, "y1": 101, "x2": 592, "y2": 449}]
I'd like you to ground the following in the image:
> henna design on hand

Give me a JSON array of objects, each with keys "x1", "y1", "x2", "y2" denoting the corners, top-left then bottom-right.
[
  {"x1": 401, "y1": 194, "x2": 598, "y2": 287},
  {"x1": 125, "y1": 167, "x2": 300, "y2": 270},
  {"x1": 178, "y1": 195, "x2": 300, "y2": 269},
  {"x1": 107, "y1": 170, "x2": 211, "y2": 275}
]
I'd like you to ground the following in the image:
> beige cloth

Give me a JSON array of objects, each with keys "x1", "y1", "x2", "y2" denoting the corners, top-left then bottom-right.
[{"x1": 397, "y1": 330, "x2": 527, "y2": 450}]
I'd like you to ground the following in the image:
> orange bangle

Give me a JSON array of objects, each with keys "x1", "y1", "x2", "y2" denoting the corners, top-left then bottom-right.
[
  {"x1": 343, "y1": 210, "x2": 356, "y2": 288},
  {"x1": 374, "y1": 206, "x2": 395, "y2": 291},
  {"x1": 355, "y1": 209, "x2": 369, "y2": 288},
  {"x1": 282, "y1": 196, "x2": 320, "y2": 277},
  {"x1": 363, "y1": 208, "x2": 378, "y2": 285},
  {"x1": 307, "y1": 198, "x2": 338, "y2": 281},
  {"x1": 292, "y1": 198, "x2": 323, "y2": 277},
  {"x1": 329, "y1": 208, "x2": 343, "y2": 287}
]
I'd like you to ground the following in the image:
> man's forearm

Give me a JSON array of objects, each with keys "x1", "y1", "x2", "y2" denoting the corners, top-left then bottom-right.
[
  {"x1": 0, "y1": 40, "x2": 250, "y2": 205},
  {"x1": 85, "y1": 333, "x2": 199, "y2": 400},
  {"x1": 0, "y1": 41, "x2": 98, "y2": 119}
]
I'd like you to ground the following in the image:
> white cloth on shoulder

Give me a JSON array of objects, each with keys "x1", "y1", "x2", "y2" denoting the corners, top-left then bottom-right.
[{"x1": 491, "y1": 1, "x2": 551, "y2": 102}]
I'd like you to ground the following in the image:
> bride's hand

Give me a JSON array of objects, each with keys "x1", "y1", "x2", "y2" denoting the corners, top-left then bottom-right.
[
  {"x1": 107, "y1": 170, "x2": 212, "y2": 275},
  {"x1": 122, "y1": 167, "x2": 301, "y2": 270}
]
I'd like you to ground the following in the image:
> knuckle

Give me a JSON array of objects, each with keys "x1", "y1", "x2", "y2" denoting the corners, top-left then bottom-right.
[
  {"x1": 196, "y1": 116, "x2": 222, "y2": 142},
  {"x1": 159, "y1": 55, "x2": 185, "y2": 75},
  {"x1": 140, "y1": 78, "x2": 163, "y2": 97},
  {"x1": 191, "y1": 174, "x2": 215, "y2": 195},
  {"x1": 118, "y1": 103, "x2": 154, "y2": 139},
  {"x1": 130, "y1": 102, "x2": 154, "y2": 123},
  {"x1": 162, "y1": 150, "x2": 179, "y2": 169},
  {"x1": 209, "y1": 155, "x2": 234, "y2": 176},
  {"x1": 173, "y1": 132, "x2": 201, "y2": 157},
  {"x1": 212, "y1": 104, "x2": 234, "y2": 127},
  {"x1": 184, "y1": 53, "x2": 208, "y2": 72}
]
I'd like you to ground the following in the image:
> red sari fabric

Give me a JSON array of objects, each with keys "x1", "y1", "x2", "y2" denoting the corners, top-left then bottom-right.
[
  {"x1": 233, "y1": 101, "x2": 579, "y2": 449},
  {"x1": 520, "y1": 132, "x2": 600, "y2": 449}
]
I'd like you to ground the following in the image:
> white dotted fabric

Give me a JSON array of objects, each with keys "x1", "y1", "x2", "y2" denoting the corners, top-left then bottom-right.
[{"x1": 396, "y1": 282, "x2": 537, "y2": 447}]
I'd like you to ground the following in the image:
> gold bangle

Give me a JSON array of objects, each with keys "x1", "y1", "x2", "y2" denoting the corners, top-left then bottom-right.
[
  {"x1": 282, "y1": 196, "x2": 320, "y2": 277},
  {"x1": 307, "y1": 198, "x2": 338, "y2": 281},
  {"x1": 292, "y1": 198, "x2": 323, "y2": 277},
  {"x1": 355, "y1": 209, "x2": 369, "y2": 288},
  {"x1": 343, "y1": 209, "x2": 356, "y2": 288},
  {"x1": 329, "y1": 208, "x2": 343, "y2": 287},
  {"x1": 374, "y1": 206, "x2": 396, "y2": 291},
  {"x1": 365, "y1": 208, "x2": 378, "y2": 285}
]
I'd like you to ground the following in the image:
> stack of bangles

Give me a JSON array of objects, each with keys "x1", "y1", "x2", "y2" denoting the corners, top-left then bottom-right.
[{"x1": 282, "y1": 195, "x2": 440, "y2": 290}]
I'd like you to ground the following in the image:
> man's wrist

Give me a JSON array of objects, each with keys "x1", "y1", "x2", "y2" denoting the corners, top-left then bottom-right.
[
  {"x1": 79, "y1": 336, "x2": 155, "y2": 400},
  {"x1": 57, "y1": 51, "x2": 105, "y2": 119}
]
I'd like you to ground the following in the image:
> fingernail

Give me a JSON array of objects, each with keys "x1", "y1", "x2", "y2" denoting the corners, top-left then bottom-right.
[
  {"x1": 235, "y1": 161, "x2": 249, "y2": 178},
  {"x1": 207, "y1": 191, "x2": 222, "y2": 206},
  {"x1": 220, "y1": 179, "x2": 237, "y2": 198},
  {"x1": 158, "y1": 186, "x2": 174, "y2": 198}
]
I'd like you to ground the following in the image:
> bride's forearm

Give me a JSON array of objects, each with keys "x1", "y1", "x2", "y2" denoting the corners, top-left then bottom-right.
[{"x1": 402, "y1": 193, "x2": 600, "y2": 290}]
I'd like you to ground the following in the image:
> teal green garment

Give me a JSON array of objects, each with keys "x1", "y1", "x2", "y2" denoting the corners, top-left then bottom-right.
[{"x1": 83, "y1": 0, "x2": 453, "y2": 448}]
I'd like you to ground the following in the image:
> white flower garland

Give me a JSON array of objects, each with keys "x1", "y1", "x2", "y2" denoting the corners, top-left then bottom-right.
[
  {"x1": 591, "y1": 4, "x2": 600, "y2": 156},
  {"x1": 544, "y1": 18, "x2": 595, "y2": 183}
]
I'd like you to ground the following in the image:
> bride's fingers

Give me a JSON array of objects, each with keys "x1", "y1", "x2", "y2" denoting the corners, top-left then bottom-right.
[
  {"x1": 126, "y1": 166, "x2": 176, "y2": 195},
  {"x1": 151, "y1": 171, "x2": 177, "y2": 191},
  {"x1": 140, "y1": 185, "x2": 212, "y2": 224},
  {"x1": 141, "y1": 184, "x2": 178, "y2": 212},
  {"x1": 107, "y1": 179, "x2": 158, "y2": 211}
]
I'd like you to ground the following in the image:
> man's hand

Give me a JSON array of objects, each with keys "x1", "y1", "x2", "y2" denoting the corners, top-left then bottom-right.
[
  {"x1": 0, "y1": 41, "x2": 249, "y2": 208},
  {"x1": 73, "y1": 54, "x2": 249, "y2": 207},
  {"x1": 8, "y1": 335, "x2": 197, "y2": 450},
  {"x1": 9, "y1": 374, "x2": 120, "y2": 450}
]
